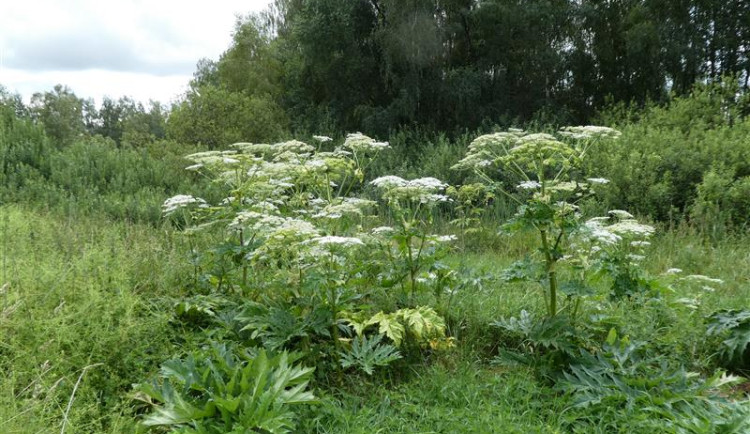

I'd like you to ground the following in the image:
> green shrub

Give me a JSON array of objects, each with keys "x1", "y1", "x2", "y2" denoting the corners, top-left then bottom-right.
[{"x1": 588, "y1": 83, "x2": 750, "y2": 226}]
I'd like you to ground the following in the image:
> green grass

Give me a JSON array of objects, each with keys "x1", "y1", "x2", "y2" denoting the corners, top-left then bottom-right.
[
  {"x1": 0, "y1": 205, "x2": 189, "y2": 432},
  {"x1": 307, "y1": 362, "x2": 565, "y2": 433},
  {"x1": 1, "y1": 205, "x2": 748, "y2": 433}
]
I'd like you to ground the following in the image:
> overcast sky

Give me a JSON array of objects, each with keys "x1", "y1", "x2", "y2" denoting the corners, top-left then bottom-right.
[{"x1": 0, "y1": 0, "x2": 272, "y2": 106}]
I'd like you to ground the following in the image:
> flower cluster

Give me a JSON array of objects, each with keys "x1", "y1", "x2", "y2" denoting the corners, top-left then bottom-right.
[
  {"x1": 582, "y1": 212, "x2": 654, "y2": 246},
  {"x1": 558, "y1": 125, "x2": 622, "y2": 140},
  {"x1": 311, "y1": 197, "x2": 376, "y2": 220},
  {"x1": 311, "y1": 236, "x2": 365, "y2": 247},
  {"x1": 162, "y1": 195, "x2": 208, "y2": 216},
  {"x1": 231, "y1": 140, "x2": 315, "y2": 158},
  {"x1": 370, "y1": 176, "x2": 450, "y2": 205},
  {"x1": 450, "y1": 132, "x2": 517, "y2": 171},
  {"x1": 183, "y1": 150, "x2": 241, "y2": 170},
  {"x1": 517, "y1": 181, "x2": 542, "y2": 190},
  {"x1": 312, "y1": 135, "x2": 333, "y2": 143},
  {"x1": 343, "y1": 132, "x2": 390, "y2": 153}
]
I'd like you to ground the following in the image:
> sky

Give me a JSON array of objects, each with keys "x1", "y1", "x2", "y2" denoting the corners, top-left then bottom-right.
[{"x1": 0, "y1": 0, "x2": 272, "y2": 106}]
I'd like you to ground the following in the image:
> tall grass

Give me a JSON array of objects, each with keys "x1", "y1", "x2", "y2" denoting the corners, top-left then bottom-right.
[{"x1": 0, "y1": 205, "x2": 192, "y2": 432}]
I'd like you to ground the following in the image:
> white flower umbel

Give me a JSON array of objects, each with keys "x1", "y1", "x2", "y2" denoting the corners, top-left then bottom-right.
[
  {"x1": 559, "y1": 126, "x2": 622, "y2": 140},
  {"x1": 608, "y1": 220, "x2": 655, "y2": 237},
  {"x1": 682, "y1": 274, "x2": 724, "y2": 285},
  {"x1": 608, "y1": 209, "x2": 635, "y2": 220},
  {"x1": 312, "y1": 197, "x2": 376, "y2": 219},
  {"x1": 343, "y1": 132, "x2": 390, "y2": 153},
  {"x1": 450, "y1": 132, "x2": 518, "y2": 171},
  {"x1": 312, "y1": 135, "x2": 333, "y2": 143},
  {"x1": 587, "y1": 177, "x2": 610, "y2": 184},
  {"x1": 231, "y1": 142, "x2": 274, "y2": 155},
  {"x1": 184, "y1": 150, "x2": 238, "y2": 162},
  {"x1": 371, "y1": 226, "x2": 395, "y2": 235},
  {"x1": 583, "y1": 219, "x2": 622, "y2": 245},
  {"x1": 162, "y1": 195, "x2": 208, "y2": 215},
  {"x1": 311, "y1": 236, "x2": 365, "y2": 247},
  {"x1": 305, "y1": 159, "x2": 327, "y2": 170},
  {"x1": 407, "y1": 177, "x2": 448, "y2": 191},
  {"x1": 517, "y1": 133, "x2": 558, "y2": 143},
  {"x1": 547, "y1": 181, "x2": 583, "y2": 193},
  {"x1": 370, "y1": 175, "x2": 408, "y2": 189},
  {"x1": 371, "y1": 176, "x2": 450, "y2": 205},
  {"x1": 517, "y1": 180, "x2": 541, "y2": 190},
  {"x1": 429, "y1": 234, "x2": 458, "y2": 243},
  {"x1": 229, "y1": 212, "x2": 320, "y2": 240},
  {"x1": 274, "y1": 140, "x2": 315, "y2": 155}
]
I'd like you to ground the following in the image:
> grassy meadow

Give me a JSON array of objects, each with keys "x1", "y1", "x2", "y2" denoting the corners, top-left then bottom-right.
[{"x1": 1, "y1": 202, "x2": 749, "y2": 432}]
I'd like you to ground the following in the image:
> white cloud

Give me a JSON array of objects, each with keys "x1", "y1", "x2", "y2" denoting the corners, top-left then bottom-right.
[
  {"x1": 2, "y1": 68, "x2": 190, "y2": 105},
  {"x1": 0, "y1": 0, "x2": 272, "y2": 104}
]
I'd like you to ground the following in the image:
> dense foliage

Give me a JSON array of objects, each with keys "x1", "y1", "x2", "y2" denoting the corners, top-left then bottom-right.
[{"x1": 172, "y1": 0, "x2": 750, "y2": 138}]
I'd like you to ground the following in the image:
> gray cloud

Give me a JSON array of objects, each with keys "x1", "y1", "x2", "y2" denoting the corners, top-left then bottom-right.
[{"x1": 5, "y1": 31, "x2": 195, "y2": 76}]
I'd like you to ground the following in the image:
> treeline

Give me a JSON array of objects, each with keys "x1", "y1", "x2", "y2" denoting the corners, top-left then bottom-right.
[
  {"x1": 5, "y1": 1, "x2": 750, "y2": 147},
  {"x1": 172, "y1": 0, "x2": 750, "y2": 140},
  {"x1": 0, "y1": 86, "x2": 213, "y2": 223}
]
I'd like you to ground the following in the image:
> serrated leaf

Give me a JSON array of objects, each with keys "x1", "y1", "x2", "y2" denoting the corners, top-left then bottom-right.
[{"x1": 340, "y1": 334, "x2": 402, "y2": 375}]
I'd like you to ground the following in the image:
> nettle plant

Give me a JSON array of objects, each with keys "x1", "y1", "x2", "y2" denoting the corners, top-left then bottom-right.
[
  {"x1": 161, "y1": 133, "x2": 451, "y2": 377},
  {"x1": 452, "y1": 126, "x2": 648, "y2": 319}
]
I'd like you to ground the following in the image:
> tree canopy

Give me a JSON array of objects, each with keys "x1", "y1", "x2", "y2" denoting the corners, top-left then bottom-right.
[{"x1": 164, "y1": 0, "x2": 748, "y2": 142}]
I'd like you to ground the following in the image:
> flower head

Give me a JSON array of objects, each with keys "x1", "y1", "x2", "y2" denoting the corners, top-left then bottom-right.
[
  {"x1": 607, "y1": 220, "x2": 655, "y2": 237},
  {"x1": 312, "y1": 135, "x2": 333, "y2": 143},
  {"x1": 558, "y1": 126, "x2": 622, "y2": 140},
  {"x1": 370, "y1": 175, "x2": 407, "y2": 189},
  {"x1": 371, "y1": 176, "x2": 450, "y2": 205},
  {"x1": 587, "y1": 177, "x2": 610, "y2": 185},
  {"x1": 517, "y1": 181, "x2": 541, "y2": 190},
  {"x1": 162, "y1": 195, "x2": 208, "y2": 215},
  {"x1": 343, "y1": 132, "x2": 390, "y2": 153},
  {"x1": 311, "y1": 236, "x2": 365, "y2": 247}
]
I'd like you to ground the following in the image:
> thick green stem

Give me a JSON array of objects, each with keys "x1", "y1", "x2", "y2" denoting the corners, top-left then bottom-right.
[
  {"x1": 403, "y1": 231, "x2": 416, "y2": 303},
  {"x1": 540, "y1": 229, "x2": 558, "y2": 317},
  {"x1": 330, "y1": 283, "x2": 339, "y2": 347},
  {"x1": 239, "y1": 229, "x2": 247, "y2": 288},
  {"x1": 327, "y1": 253, "x2": 340, "y2": 352}
]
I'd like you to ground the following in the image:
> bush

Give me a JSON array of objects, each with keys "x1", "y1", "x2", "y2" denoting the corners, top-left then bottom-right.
[{"x1": 587, "y1": 83, "x2": 750, "y2": 226}]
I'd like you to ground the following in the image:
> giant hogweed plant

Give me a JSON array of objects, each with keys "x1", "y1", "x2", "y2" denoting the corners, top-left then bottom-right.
[
  {"x1": 163, "y1": 134, "x2": 384, "y2": 292},
  {"x1": 162, "y1": 133, "x2": 452, "y2": 376},
  {"x1": 452, "y1": 126, "x2": 631, "y2": 319},
  {"x1": 368, "y1": 175, "x2": 457, "y2": 305},
  {"x1": 134, "y1": 344, "x2": 316, "y2": 434},
  {"x1": 559, "y1": 330, "x2": 750, "y2": 433}
]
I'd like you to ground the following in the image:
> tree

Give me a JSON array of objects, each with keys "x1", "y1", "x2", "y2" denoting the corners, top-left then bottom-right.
[
  {"x1": 30, "y1": 84, "x2": 84, "y2": 147},
  {"x1": 166, "y1": 86, "x2": 288, "y2": 148}
]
